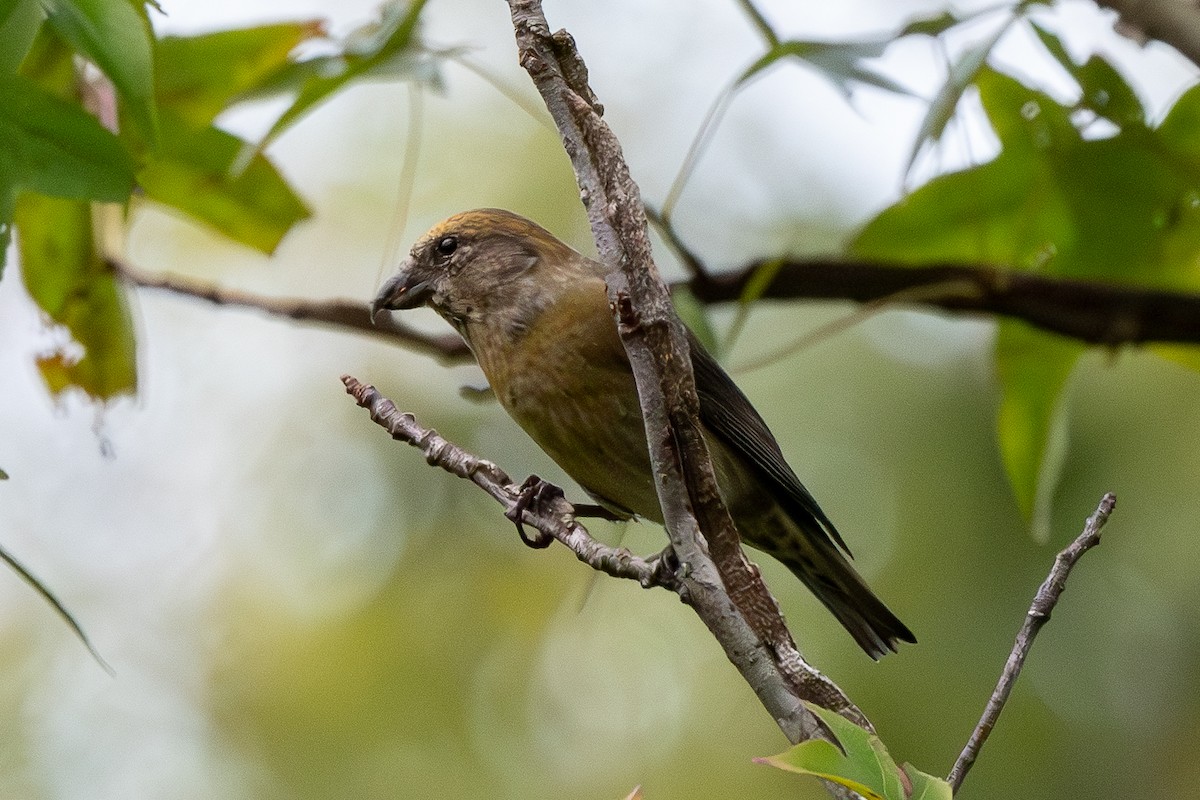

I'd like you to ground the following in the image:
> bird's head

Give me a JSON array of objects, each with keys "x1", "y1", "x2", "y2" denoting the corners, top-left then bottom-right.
[{"x1": 371, "y1": 208, "x2": 588, "y2": 337}]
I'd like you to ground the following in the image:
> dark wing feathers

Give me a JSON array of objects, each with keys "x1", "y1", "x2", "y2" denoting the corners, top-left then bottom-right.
[{"x1": 687, "y1": 330, "x2": 853, "y2": 557}]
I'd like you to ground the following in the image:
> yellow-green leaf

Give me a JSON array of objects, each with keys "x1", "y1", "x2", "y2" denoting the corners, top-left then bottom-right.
[
  {"x1": 995, "y1": 320, "x2": 1083, "y2": 537},
  {"x1": 136, "y1": 112, "x2": 310, "y2": 253},
  {"x1": 903, "y1": 763, "x2": 954, "y2": 800},
  {"x1": 155, "y1": 20, "x2": 327, "y2": 126},
  {"x1": 756, "y1": 702, "x2": 905, "y2": 800},
  {"x1": 14, "y1": 192, "x2": 136, "y2": 400}
]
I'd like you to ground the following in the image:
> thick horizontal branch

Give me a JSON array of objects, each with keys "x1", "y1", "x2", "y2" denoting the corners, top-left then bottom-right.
[
  {"x1": 947, "y1": 492, "x2": 1117, "y2": 793},
  {"x1": 691, "y1": 258, "x2": 1200, "y2": 347},
  {"x1": 341, "y1": 375, "x2": 677, "y2": 587},
  {"x1": 113, "y1": 253, "x2": 1200, "y2": 353}
]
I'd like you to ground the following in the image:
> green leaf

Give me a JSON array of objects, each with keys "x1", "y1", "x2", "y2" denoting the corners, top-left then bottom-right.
[
  {"x1": 136, "y1": 112, "x2": 310, "y2": 253},
  {"x1": 1077, "y1": 57, "x2": 1146, "y2": 126},
  {"x1": 1028, "y1": 20, "x2": 1076, "y2": 79},
  {"x1": 248, "y1": 0, "x2": 431, "y2": 162},
  {"x1": 996, "y1": 321, "x2": 1083, "y2": 539},
  {"x1": 740, "y1": 37, "x2": 912, "y2": 97},
  {"x1": 1029, "y1": 22, "x2": 1145, "y2": 129},
  {"x1": 1156, "y1": 83, "x2": 1200, "y2": 155},
  {"x1": 42, "y1": 0, "x2": 158, "y2": 144},
  {"x1": 17, "y1": 21, "x2": 76, "y2": 97},
  {"x1": 903, "y1": 764, "x2": 954, "y2": 800},
  {"x1": 13, "y1": 192, "x2": 137, "y2": 399},
  {"x1": 0, "y1": 72, "x2": 134, "y2": 201},
  {"x1": 155, "y1": 20, "x2": 327, "y2": 126},
  {"x1": 899, "y1": 10, "x2": 965, "y2": 38},
  {"x1": 0, "y1": 0, "x2": 44, "y2": 72},
  {"x1": 854, "y1": 66, "x2": 1200, "y2": 525},
  {"x1": 756, "y1": 702, "x2": 906, "y2": 800}
]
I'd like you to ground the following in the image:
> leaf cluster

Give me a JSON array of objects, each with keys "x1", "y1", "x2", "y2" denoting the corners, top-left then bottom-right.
[{"x1": 1, "y1": 0, "x2": 440, "y2": 400}]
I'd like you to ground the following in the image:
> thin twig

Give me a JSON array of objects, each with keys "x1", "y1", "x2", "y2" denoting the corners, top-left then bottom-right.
[
  {"x1": 947, "y1": 492, "x2": 1117, "y2": 793},
  {"x1": 111, "y1": 258, "x2": 471, "y2": 362},
  {"x1": 341, "y1": 376, "x2": 676, "y2": 588},
  {"x1": 644, "y1": 204, "x2": 710, "y2": 282}
]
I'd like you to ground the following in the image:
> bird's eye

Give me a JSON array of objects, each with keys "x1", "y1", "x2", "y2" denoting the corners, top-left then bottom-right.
[{"x1": 435, "y1": 236, "x2": 458, "y2": 257}]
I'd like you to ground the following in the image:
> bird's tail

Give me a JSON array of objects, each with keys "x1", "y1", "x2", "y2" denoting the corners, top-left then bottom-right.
[{"x1": 750, "y1": 514, "x2": 915, "y2": 659}]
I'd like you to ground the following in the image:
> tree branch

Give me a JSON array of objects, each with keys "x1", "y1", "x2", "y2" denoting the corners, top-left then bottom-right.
[
  {"x1": 506, "y1": 0, "x2": 865, "y2": 762},
  {"x1": 690, "y1": 258, "x2": 1200, "y2": 347},
  {"x1": 113, "y1": 247, "x2": 1200, "y2": 352},
  {"x1": 947, "y1": 492, "x2": 1117, "y2": 794},
  {"x1": 341, "y1": 376, "x2": 677, "y2": 586},
  {"x1": 110, "y1": 258, "x2": 470, "y2": 362}
]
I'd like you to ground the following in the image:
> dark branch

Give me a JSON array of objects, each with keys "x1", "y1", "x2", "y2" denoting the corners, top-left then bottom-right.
[
  {"x1": 947, "y1": 492, "x2": 1117, "y2": 794},
  {"x1": 114, "y1": 248, "x2": 1200, "y2": 352},
  {"x1": 691, "y1": 258, "x2": 1200, "y2": 348},
  {"x1": 341, "y1": 376, "x2": 676, "y2": 587}
]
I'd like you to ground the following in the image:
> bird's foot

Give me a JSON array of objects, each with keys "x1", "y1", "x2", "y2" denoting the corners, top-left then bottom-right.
[{"x1": 506, "y1": 475, "x2": 560, "y2": 549}]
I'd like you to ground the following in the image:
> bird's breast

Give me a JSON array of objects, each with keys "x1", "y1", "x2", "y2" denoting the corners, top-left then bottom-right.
[{"x1": 470, "y1": 287, "x2": 663, "y2": 521}]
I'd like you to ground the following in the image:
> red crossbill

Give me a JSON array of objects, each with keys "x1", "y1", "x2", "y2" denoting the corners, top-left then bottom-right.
[{"x1": 372, "y1": 208, "x2": 914, "y2": 658}]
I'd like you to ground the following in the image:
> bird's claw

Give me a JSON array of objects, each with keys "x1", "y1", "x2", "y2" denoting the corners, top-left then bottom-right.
[{"x1": 506, "y1": 475, "x2": 560, "y2": 549}]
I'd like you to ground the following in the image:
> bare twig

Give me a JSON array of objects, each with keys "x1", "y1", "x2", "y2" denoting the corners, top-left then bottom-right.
[
  {"x1": 341, "y1": 376, "x2": 676, "y2": 587},
  {"x1": 111, "y1": 258, "x2": 471, "y2": 362},
  {"x1": 947, "y1": 492, "x2": 1117, "y2": 793}
]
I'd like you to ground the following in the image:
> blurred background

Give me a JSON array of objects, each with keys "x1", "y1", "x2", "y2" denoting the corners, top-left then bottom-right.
[{"x1": 2, "y1": 0, "x2": 1198, "y2": 798}]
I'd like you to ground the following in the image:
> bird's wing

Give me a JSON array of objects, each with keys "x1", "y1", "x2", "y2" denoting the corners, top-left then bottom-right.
[{"x1": 687, "y1": 329, "x2": 852, "y2": 557}]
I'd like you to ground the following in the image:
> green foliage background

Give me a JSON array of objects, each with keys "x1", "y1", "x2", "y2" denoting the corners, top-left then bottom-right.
[{"x1": 1, "y1": 1, "x2": 1198, "y2": 798}]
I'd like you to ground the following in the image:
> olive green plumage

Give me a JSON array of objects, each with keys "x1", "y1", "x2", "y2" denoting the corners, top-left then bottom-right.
[{"x1": 373, "y1": 208, "x2": 915, "y2": 658}]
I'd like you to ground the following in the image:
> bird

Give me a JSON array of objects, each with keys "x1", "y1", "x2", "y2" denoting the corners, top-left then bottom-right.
[{"x1": 372, "y1": 208, "x2": 915, "y2": 658}]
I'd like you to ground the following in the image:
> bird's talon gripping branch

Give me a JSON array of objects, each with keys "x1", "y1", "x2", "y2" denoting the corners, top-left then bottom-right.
[
  {"x1": 650, "y1": 546, "x2": 685, "y2": 587},
  {"x1": 613, "y1": 291, "x2": 640, "y2": 330},
  {"x1": 507, "y1": 475, "x2": 560, "y2": 549}
]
